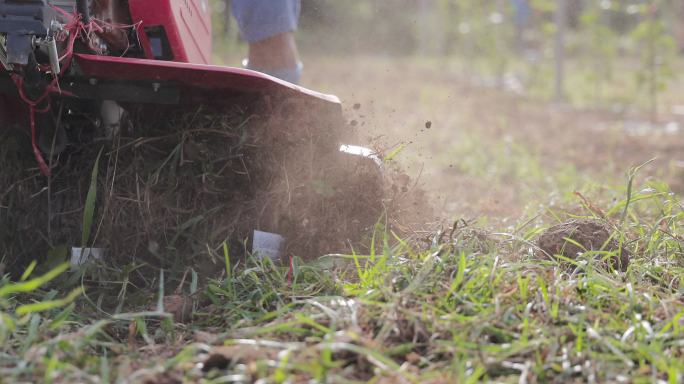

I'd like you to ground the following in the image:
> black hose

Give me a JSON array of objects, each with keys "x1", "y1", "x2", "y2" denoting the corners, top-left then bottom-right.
[{"x1": 77, "y1": 0, "x2": 90, "y2": 23}]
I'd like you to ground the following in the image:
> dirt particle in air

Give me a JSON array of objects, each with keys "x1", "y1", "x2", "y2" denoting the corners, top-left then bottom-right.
[
  {"x1": 425, "y1": 121, "x2": 432, "y2": 129},
  {"x1": 353, "y1": 103, "x2": 361, "y2": 110},
  {"x1": 350, "y1": 120, "x2": 358, "y2": 127}
]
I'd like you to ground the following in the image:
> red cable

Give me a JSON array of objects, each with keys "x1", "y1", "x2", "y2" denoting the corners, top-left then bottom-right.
[
  {"x1": 28, "y1": 105, "x2": 51, "y2": 176},
  {"x1": 11, "y1": 75, "x2": 52, "y2": 176},
  {"x1": 14, "y1": 8, "x2": 136, "y2": 176},
  {"x1": 11, "y1": 9, "x2": 86, "y2": 176}
]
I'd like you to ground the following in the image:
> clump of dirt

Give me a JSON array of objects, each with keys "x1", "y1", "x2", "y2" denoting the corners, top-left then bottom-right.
[
  {"x1": 537, "y1": 219, "x2": 630, "y2": 271},
  {"x1": 1, "y1": 95, "x2": 425, "y2": 276},
  {"x1": 163, "y1": 294, "x2": 193, "y2": 323}
]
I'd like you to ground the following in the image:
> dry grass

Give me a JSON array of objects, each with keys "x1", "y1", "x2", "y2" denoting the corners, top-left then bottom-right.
[
  {"x1": 1, "y1": 180, "x2": 684, "y2": 382},
  {"x1": 1, "y1": 96, "x2": 390, "y2": 277}
]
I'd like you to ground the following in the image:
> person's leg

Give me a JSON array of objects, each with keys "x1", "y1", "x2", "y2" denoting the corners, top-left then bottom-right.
[
  {"x1": 511, "y1": 0, "x2": 531, "y2": 52},
  {"x1": 231, "y1": 0, "x2": 303, "y2": 84},
  {"x1": 247, "y1": 32, "x2": 301, "y2": 73}
]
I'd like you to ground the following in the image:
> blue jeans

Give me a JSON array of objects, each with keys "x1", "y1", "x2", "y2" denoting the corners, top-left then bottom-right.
[{"x1": 231, "y1": 0, "x2": 301, "y2": 43}]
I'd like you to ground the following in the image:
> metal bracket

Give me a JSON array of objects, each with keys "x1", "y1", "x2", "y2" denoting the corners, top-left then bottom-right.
[
  {"x1": 36, "y1": 36, "x2": 60, "y2": 74},
  {"x1": 0, "y1": 38, "x2": 11, "y2": 71},
  {"x1": 6, "y1": 33, "x2": 32, "y2": 66}
]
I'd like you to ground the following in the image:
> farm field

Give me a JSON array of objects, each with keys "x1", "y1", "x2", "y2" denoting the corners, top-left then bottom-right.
[
  {"x1": 3, "y1": 0, "x2": 684, "y2": 382},
  {"x1": 306, "y1": 55, "x2": 684, "y2": 222},
  {"x1": 2, "y1": 54, "x2": 684, "y2": 383}
]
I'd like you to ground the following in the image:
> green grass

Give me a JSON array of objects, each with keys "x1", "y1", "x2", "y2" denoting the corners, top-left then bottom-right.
[{"x1": 1, "y1": 177, "x2": 683, "y2": 383}]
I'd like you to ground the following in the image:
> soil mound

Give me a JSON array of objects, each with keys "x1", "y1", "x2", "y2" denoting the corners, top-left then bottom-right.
[{"x1": 537, "y1": 219, "x2": 630, "y2": 271}]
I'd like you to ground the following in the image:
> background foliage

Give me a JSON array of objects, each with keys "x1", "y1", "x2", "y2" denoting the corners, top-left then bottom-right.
[{"x1": 212, "y1": 0, "x2": 682, "y2": 113}]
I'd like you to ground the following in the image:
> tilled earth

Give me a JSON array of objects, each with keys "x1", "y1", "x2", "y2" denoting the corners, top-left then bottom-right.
[{"x1": 0, "y1": 96, "x2": 389, "y2": 274}]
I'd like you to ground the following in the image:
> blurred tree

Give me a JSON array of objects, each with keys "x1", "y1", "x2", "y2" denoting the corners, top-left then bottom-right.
[
  {"x1": 579, "y1": 2, "x2": 618, "y2": 105},
  {"x1": 566, "y1": 0, "x2": 584, "y2": 29},
  {"x1": 554, "y1": 0, "x2": 567, "y2": 101},
  {"x1": 631, "y1": 0, "x2": 677, "y2": 122},
  {"x1": 222, "y1": 0, "x2": 231, "y2": 34},
  {"x1": 672, "y1": 0, "x2": 684, "y2": 53},
  {"x1": 300, "y1": 0, "x2": 420, "y2": 55},
  {"x1": 439, "y1": 0, "x2": 460, "y2": 56}
]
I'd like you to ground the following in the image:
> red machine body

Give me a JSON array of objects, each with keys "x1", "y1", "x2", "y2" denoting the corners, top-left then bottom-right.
[
  {"x1": 0, "y1": 0, "x2": 339, "y2": 175},
  {"x1": 0, "y1": 0, "x2": 338, "y2": 111},
  {"x1": 73, "y1": 53, "x2": 339, "y2": 104},
  {"x1": 128, "y1": 0, "x2": 212, "y2": 64}
]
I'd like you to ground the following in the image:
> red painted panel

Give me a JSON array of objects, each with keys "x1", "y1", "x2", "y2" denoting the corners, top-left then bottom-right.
[
  {"x1": 128, "y1": 0, "x2": 212, "y2": 64},
  {"x1": 73, "y1": 54, "x2": 341, "y2": 105}
]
